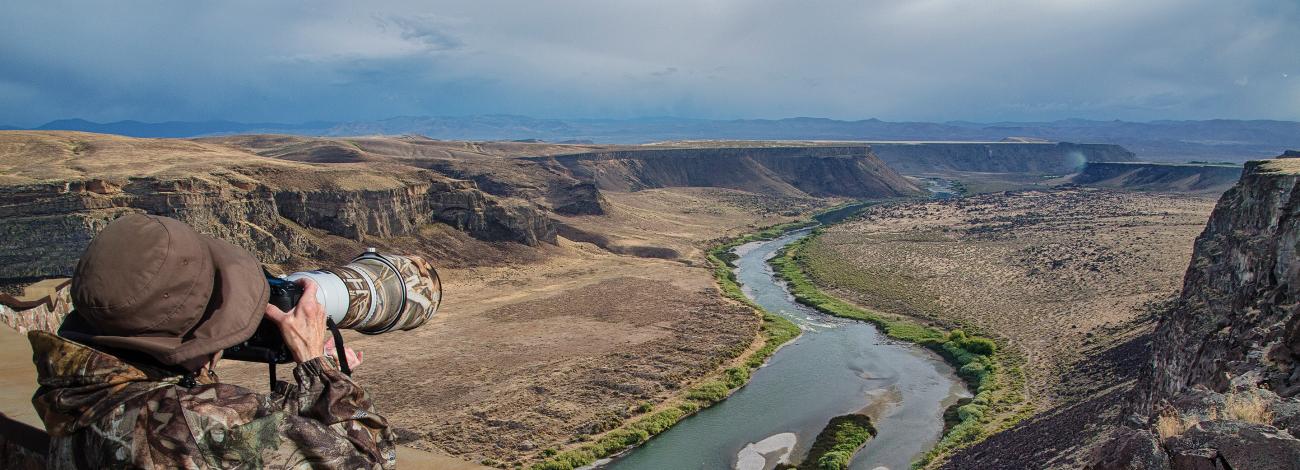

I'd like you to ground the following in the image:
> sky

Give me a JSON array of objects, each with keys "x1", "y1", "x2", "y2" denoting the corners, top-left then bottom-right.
[{"x1": 2, "y1": 0, "x2": 1298, "y2": 127}]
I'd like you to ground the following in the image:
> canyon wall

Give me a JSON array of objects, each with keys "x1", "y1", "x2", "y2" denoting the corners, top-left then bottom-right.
[
  {"x1": 0, "y1": 131, "x2": 558, "y2": 284},
  {"x1": 200, "y1": 134, "x2": 615, "y2": 217},
  {"x1": 1144, "y1": 159, "x2": 1300, "y2": 404},
  {"x1": 1095, "y1": 158, "x2": 1300, "y2": 469},
  {"x1": 529, "y1": 146, "x2": 922, "y2": 199},
  {"x1": 0, "y1": 174, "x2": 554, "y2": 283},
  {"x1": 1071, "y1": 162, "x2": 1243, "y2": 194},
  {"x1": 870, "y1": 142, "x2": 1136, "y2": 175}
]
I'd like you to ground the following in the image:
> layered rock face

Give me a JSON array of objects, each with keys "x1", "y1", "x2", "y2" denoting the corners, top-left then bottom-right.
[
  {"x1": 0, "y1": 131, "x2": 556, "y2": 284},
  {"x1": 1072, "y1": 162, "x2": 1243, "y2": 194},
  {"x1": 0, "y1": 174, "x2": 554, "y2": 283},
  {"x1": 871, "y1": 142, "x2": 1136, "y2": 175},
  {"x1": 528, "y1": 146, "x2": 922, "y2": 199},
  {"x1": 1095, "y1": 158, "x2": 1300, "y2": 469},
  {"x1": 1145, "y1": 159, "x2": 1300, "y2": 402},
  {"x1": 202, "y1": 135, "x2": 616, "y2": 216}
]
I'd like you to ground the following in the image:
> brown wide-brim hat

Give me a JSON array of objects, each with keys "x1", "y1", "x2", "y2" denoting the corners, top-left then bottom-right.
[{"x1": 60, "y1": 213, "x2": 269, "y2": 370}]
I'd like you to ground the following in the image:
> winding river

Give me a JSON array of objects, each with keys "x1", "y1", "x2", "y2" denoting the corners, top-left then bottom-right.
[{"x1": 604, "y1": 228, "x2": 968, "y2": 470}]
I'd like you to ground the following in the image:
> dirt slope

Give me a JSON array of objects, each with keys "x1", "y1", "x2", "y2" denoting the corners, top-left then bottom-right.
[
  {"x1": 806, "y1": 189, "x2": 1216, "y2": 407},
  {"x1": 1071, "y1": 162, "x2": 1242, "y2": 194},
  {"x1": 869, "y1": 142, "x2": 1136, "y2": 175}
]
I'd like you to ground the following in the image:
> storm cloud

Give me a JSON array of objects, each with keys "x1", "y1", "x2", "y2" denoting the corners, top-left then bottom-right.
[{"x1": 2, "y1": 0, "x2": 1297, "y2": 126}]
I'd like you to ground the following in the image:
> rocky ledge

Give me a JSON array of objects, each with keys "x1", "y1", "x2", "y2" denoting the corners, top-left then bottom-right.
[
  {"x1": 1094, "y1": 157, "x2": 1300, "y2": 469},
  {"x1": 0, "y1": 131, "x2": 556, "y2": 283},
  {"x1": 0, "y1": 173, "x2": 554, "y2": 282}
]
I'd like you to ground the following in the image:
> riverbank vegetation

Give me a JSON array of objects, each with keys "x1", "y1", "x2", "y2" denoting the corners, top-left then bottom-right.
[
  {"x1": 781, "y1": 414, "x2": 876, "y2": 470},
  {"x1": 770, "y1": 233, "x2": 1030, "y2": 468}
]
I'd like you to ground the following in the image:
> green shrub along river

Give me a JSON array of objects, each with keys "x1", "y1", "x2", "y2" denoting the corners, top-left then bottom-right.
[{"x1": 785, "y1": 414, "x2": 876, "y2": 470}]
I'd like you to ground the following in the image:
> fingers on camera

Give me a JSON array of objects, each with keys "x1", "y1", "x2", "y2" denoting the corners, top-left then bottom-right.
[{"x1": 265, "y1": 304, "x2": 288, "y2": 323}]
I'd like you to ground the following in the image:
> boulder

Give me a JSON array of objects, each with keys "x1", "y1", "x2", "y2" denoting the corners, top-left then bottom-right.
[{"x1": 1165, "y1": 421, "x2": 1300, "y2": 470}]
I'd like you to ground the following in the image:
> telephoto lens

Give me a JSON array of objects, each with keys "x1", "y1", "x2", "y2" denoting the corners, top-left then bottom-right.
[
  {"x1": 286, "y1": 249, "x2": 442, "y2": 334},
  {"x1": 223, "y1": 249, "x2": 442, "y2": 365}
]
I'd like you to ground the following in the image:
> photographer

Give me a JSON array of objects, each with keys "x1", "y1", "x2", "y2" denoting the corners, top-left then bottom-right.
[{"x1": 29, "y1": 214, "x2": 396, "y2": 469}]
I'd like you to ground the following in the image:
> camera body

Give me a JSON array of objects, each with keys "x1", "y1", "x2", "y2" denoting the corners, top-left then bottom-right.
[
  {"x1": 222, "y1": 276, "x2": 302, "y2": 364},
  {"x1": 222, "y1": 250, "x2": 442, "y2": 365}
]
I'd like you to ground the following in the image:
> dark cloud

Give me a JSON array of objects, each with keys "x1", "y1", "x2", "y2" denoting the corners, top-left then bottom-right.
[
  {"x1": 1, "y1": 0, "x2": 1297, "y2": 126},
  {"x1": 384, "y1": 15, "x2": 465, "y2": 52}
]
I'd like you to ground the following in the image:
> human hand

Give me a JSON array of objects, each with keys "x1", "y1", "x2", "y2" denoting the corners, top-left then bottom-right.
[
  {"x1": 324, "y1": 336, "x2": 363, "y2": 369},
  {"x1": 264, "y1": 278, "x2": 327, "y2": 363}
]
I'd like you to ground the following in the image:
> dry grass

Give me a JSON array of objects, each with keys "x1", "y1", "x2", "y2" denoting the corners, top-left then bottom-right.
[
  {"x1": 1224, "y1": 392, "x2": 1275, "y2": 425},
  {"x1": 1155, "y1": 392, "x2": 1274, "y2": 441},
  {"x1": 1155, "y1": 411, "x2": 1206, "y2": 440}
]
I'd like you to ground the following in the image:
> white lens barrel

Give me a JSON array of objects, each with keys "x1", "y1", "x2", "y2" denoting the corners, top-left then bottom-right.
[{"x1": 284, "y1": 271, "x2": 350, "y2": 324}]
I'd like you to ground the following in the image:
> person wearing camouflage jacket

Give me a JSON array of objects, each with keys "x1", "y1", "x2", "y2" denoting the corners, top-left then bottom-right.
[
  {"x1": 30, "y1": 331, "x2": 395, "y2": 469},
  {"x1": 31, "y1": 214, "x2": 396, "y2": 469}
]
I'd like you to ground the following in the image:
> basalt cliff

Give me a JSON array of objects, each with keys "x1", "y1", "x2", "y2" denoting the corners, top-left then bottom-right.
[
  {"x1": 525, "y1": 146, "x2": 922, "y2": 199},
  {"x1": 1095, "y1": 157, "x2": 1300, "y2": 469},
  {"x1": 0, "y1": 131, "x2": 556, "y2": 284},
  {"x1": 870, "y1": 142, "x2": 1136, "y2": 175}
]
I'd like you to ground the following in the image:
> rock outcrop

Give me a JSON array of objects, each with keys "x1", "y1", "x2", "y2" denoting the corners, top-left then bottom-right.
[
  {"x1": 1143, "y1": 159, "x2": 1300, "y2": 404},
  {"x1": 870, "y1": 142, "x2": 1136, "y2": 175},
  {"x1": 0, "y1": 174, "x2": 554, "y2": 283},
  {"x1": 1095, "y1": 157, "x2": 1300, "y2": 469},
  {"x1": 0, "y1": 131, "x2": 556, "y2": 285},
  {"x1": 1071, "y1": 162, "x2": 1242, "y2": 194},
  {"x1": 206, "y1": 134, "x2": 613, "y2": 216},
  {"x1": 528, "y1": 146, "x2": 922, "y2": 199}
]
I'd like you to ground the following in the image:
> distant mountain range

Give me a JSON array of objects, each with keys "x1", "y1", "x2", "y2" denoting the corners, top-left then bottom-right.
[
  {"x1": 9, "y1": 115, "x2": 1300, "y2": 162},
  {"x1": 27, "y1": 119, "x2": 334, "y2": 138}
]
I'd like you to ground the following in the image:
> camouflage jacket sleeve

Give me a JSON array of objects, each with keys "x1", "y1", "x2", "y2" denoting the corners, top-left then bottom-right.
[
  {"x1": 184, "y1": 357, "x2": 397, "y2": 469},
  {"x1": 256, "y1": 356, "x2": 398, "y2": 469},
  {"x1": 33, "y1": 328, "x2": 399, "y2": 469}
]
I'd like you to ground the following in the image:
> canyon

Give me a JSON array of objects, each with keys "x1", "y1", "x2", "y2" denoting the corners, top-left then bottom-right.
[
  {"x1": 0, "y1": 133, "x2": 932, "y2": 287},
  {"x1": 3, "y1": 129, "x2": 1297, "y2": 469},
  {"x1": 0, "y1": 131, "x2": 917, "y2": 468}
]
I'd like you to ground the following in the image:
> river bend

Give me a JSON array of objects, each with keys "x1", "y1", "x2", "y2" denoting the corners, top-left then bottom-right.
[{"x1": 606, "y1": 228, "x2": 967, "y2": 470}]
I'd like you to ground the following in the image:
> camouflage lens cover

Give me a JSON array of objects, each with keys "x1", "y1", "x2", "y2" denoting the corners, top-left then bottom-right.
[{"x1": 324, "y1": 252, "x2": 440, "y2": 334}]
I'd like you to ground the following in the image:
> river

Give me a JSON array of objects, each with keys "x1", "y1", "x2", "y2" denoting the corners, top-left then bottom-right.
[
  {"x1": 922, "y1": 178, "x2": 960, "y2": 199},
  {"x1": 605, "y1": 228, "x2": 968, "y2": 470}
]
